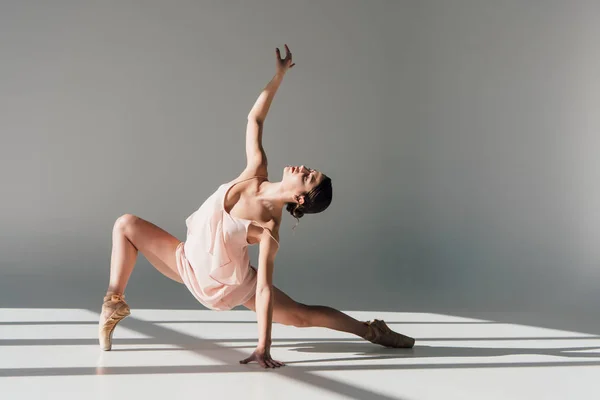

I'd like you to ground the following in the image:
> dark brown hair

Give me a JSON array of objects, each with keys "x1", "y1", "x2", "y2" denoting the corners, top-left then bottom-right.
[{"x1": 286, "y1": 175, "x2": 332, "y2": 230}]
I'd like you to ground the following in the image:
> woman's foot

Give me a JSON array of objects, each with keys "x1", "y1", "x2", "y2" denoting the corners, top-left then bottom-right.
[
  {"x1": 98, "y1": 292, "x2": 131, "y2": 351},
  {"x1": 363, "y1": 319, "x2": 415, "y2": 348}
]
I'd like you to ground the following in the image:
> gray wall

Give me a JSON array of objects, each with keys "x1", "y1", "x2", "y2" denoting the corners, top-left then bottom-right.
[
  {"x1": 384, "y1": 0, "x2": 600, "y2": 313},
  {"x1": 1, "y1": 0, "x2": 391, "y2": 309},
  {"x1": 2, "y1": 0, "x2": 599, "y2": 313}
]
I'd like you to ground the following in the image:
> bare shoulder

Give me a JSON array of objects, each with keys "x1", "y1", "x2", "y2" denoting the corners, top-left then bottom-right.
[
  {"x1": 224, "y1": 166, "x2": 269, "y2": 211},
  {"x1": 264, "y1": 219, "x2": 280, "y2": 242},
  {"x1": 235, "y1": 163, "x2": 268, "y2": 183},
  {"x1": 258, "y1": 220, "x2": 280, "y2": 260}
]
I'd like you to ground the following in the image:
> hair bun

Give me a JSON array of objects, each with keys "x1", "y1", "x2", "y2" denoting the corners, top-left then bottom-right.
[
  {"x1": 286, "y1": 203, "x2": 305, "y2": 219},
  {"x1": 293, "y1": 207, "x2": 305, "y2": 219}
]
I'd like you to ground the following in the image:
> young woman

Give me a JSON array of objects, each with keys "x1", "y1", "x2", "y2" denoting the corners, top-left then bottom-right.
[{"x1": 99, "y1": 44, "x2": 415, "y2": 368}]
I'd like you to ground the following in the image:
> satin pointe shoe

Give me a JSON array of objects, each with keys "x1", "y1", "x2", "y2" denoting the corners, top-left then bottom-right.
[
  {"x1": 364, "y1": 319, "x2": 415, "y2": 348},
  {"x1": 98, "y1": 293, "x2": 131, "y2": 351}
]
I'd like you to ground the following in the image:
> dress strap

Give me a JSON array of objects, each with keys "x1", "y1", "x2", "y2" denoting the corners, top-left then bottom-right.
[
  {"x1": 224, "y1": 175, "x2": 278, "y2": 246},
  {"x1": 223, "y1": 176, "x2": 268, "y2": 214},
  {"x1": 227, "y1": 175, "x2": 268, "y2": 189},
  {"x1": 249, "y1": 220, "x2": 280, "y2": 247}
]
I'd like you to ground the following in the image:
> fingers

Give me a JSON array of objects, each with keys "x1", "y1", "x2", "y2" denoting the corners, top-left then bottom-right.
[
  {"x1": 277, "y1": 44, "x2": 291, "y2": 59},
  {"x1": 265, "y1": 357, "x2": 285, "y2": 368},
  {"x1": 271, "y1": 359, "x2": 285, "y2": 367},
  {"x1": 239, "y1": 353, "x2": 286, "y2": 368},
  {"x1": 276, "y1": 45, "x2": 294, "y2": 71},
  {"x1": 239, "y1": 356, "x2": 252, "y2": 364}
]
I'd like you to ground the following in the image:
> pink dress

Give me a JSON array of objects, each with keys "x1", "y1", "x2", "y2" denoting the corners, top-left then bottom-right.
[{"x1": 175, "y1": 176, "x2": 279, "y2": 311}]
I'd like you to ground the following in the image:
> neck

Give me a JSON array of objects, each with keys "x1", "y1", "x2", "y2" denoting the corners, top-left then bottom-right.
[{"x1": 256, "y1": 180, "x2": 295, "y2": 213}]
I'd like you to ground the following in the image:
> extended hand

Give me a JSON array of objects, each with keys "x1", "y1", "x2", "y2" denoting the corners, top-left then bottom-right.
[
  {"x1": 276, "y1": 44, "x2": 295, "y2": 74},
  {"x1": 239, "y1": 347, "x2": 286, "y2": 368}
]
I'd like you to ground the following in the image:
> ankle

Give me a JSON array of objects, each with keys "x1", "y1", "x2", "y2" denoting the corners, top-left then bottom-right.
[
  {"x1": 361, "y1": 321, "x2": 373, "y2": 340},
  {"x1": 103, "y1": 291, "x2": 125, "y2": 303},
  {"x1": 105, "y1": 289, "x2": 123, "y2": 296}
]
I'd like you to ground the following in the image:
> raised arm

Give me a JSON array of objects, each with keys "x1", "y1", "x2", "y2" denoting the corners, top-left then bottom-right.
[
  {"x1": 247, "y1": 44, "x2": 295, "y2": 122},
  {"x1": 247, "y1": 73, "x2": 284, "y2": 124},
  {"x1": 245, "y1": 45, "x2": 295, "y2": 171}
]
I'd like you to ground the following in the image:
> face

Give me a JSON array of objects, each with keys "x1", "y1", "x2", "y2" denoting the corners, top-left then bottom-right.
[{"x1": 283, "y1": 165, "x2": 324, "y2": 205}]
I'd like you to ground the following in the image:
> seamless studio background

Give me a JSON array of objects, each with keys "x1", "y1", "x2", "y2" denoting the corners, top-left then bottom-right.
[{"x1": 1, "y1": 0, "x2": 599, "y2": 317}]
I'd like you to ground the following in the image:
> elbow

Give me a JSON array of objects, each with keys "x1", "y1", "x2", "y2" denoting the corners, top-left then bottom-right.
[{"x1": 248, "y1": 113, "x2": 264, "y2": 124}]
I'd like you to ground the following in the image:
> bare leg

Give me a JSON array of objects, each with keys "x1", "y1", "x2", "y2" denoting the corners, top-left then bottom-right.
[
  {"x1": 107, "y1": 218, "x2": 139, "y2": 295},
  {"x1": 100, "y1": 214, "x2": 183, "y2": 350},
  {"x1": 304, "y1": 304, "x2": 370, "y2": 338},
  {"x1": 107, "y1": 213, "x2": 183, "y2": 295},
  {"x1": 242, "y1": 285, "x2": 369, "y2": 338}
]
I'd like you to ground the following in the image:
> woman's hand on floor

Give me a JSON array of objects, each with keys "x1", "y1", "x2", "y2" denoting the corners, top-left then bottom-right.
[{"x1": 239, "y1": 347, "x2": 286, "y2": 368}]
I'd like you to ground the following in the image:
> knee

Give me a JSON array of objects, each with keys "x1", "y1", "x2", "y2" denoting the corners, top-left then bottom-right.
[{"x1": 114, "y1": 214, "x2": 138, "y2": 232}]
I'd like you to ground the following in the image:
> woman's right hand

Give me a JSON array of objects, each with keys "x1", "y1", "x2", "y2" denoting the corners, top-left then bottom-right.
[
  {"x1": 276, "y1": 44, "x2": 295, "y2": 75},
  {"x1": 239, "y1": 347, "x2": 286, "y2": 368}
]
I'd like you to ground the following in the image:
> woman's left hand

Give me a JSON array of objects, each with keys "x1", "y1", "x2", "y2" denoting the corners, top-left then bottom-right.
[
  {"x1": 276, "y1": 44, "x2": 295, "y2": 74},
  {"x1": 239, "y1": 347, "x2": 286, "y2": 368}
]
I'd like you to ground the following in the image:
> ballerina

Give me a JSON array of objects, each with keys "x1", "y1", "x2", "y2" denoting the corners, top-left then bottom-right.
[{"x1": 98, "y1": 44, "x2": 415, "y2": 368}]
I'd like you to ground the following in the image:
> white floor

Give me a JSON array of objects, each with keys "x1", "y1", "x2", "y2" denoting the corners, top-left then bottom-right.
[{"x1": 1, "y1": 308, "x2": 599, "y2": 400}]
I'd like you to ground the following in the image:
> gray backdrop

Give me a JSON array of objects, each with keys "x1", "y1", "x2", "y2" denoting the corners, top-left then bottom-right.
[{"x1": 2, "y1": 0, "x2": 599, "y2": 315}]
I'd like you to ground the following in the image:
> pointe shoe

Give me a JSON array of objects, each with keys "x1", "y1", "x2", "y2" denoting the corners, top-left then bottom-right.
[
  {"x1": 98, "y1": 293, "x2": 130, "y2": 351},
  {"x1": 364, "y1": 319, "x2": 415, "y2": 348}
]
